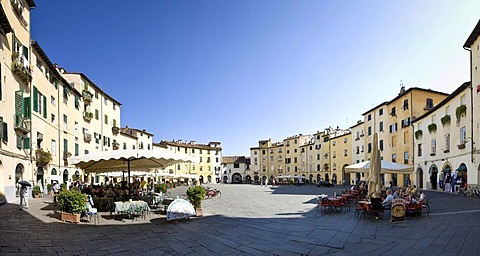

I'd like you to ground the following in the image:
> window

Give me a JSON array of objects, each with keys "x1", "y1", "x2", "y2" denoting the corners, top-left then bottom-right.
[
  {"x1": 368, "y1": 126, "x2": 372, "y2": 135},
  {"x1": 63, "y1": 114, "x2": 67, "y2": 130},
  {"x1": 367, "y1": 114, "x2": 371, "y2": 121},
  {"x1": 333, "y1": 141, "x2": 336, "y2": 146},
  {"x1": 445, "y1": 134, "x2": 450, "y2": 152},
  {"x1": 51, "y1": 139, "x2": 56, "y2": 156},
  {"x1": 391, "y1": 107, "x2": 396, "y2": 116},
  {"x1": 392, "y1": 135, "x2": 396, "y2": 147},
  {"x1": 445, "y1": 105, "x2": 450, "y2": 116},
  {"x1": 460, "y1": 126, "x2": 467, "y2": 145},
  {"x1": 95, "y1": 91, "x2": 98, "y2": 99},
  {"x1": 262, "y1": 150, "x2": 266, "y2": 155},
  {"x1": 368, "y1": 143, "x2": 372, "y2": 153},
  {"x1": 379, "y1": 140, "x2": 384, "y2": 151},
  {"x1": 418, "y1": 143, "x2": 422, "y2": 157},
  {"x1": 104, "y1": 115, "x2": 108, "y2": 125},
  {"x1": 379, "y1": 108, "x2": 383, "y2": 116},
  {"x1": 344, "y1": 149, "x2": 348, "y2": 156},
  {"x1": 392, "y1": 154, "x2": 397, "y2": 163},
  {"x1": 404, "y1": 151, "x2": 408, "y2": 164},
  {"x1": 431, "y1": 139, "x2": 436, "y2": 155},
  {"x1": 74, "y1": 143, "x2": 79, "y2": 156},
  {"x1": 403, "y1": 131, "x2": 409, "y2": 144},
  {"x1": 344, "y1": 138, "x2": 348, "y2": 143},
  {"x1": 51, "y1": 96, "x2": 56, "y2": 106},
  {"x1": 403, "y1": 99, "x2": 408, "y2": 110},
  {"x1": 379, "y1": 122, "x2": 383, "y2": 132},
  {"x1": 104, "y1": 98, "x2": 108, "y2": 106},
  {"x1": 317, "y1": 154, "x2": 320, "y2": 160},
  {"x1": 113, "y1": 119, "x2": 117, "y2": 127},
  {"x1": 74, "y1": 122, "x2": 78, "y2": 136},
  {"x1": 460, "y1": 95, "x2": 466, "y2": 106},
  {"x1": 332, "y1": 152, "x2": 336, "y2": 158},
  {"x1": 95, "y1": 109, "x2": 99, "y2": 120},
  {"x1": 113, "y1": 104, "x2": 116, "y2": 110},
  {"x1": 63, "y1": 138, "x2": 68, "y2": 155},
  {"x1": 51, "y1": 114, "x2": 55, "y2": 124},
  {"x1": 426, "y1": 98, "x2": 433, "y2": 109},
  {"x1": 390, "y1": 123, "x2": 398, "y2": 133}
]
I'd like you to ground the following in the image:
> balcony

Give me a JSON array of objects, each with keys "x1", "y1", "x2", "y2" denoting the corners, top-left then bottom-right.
[
  {"x1": 11, "y1": 53, "x2": 32, "y2": 83},
  {"x1": 113, "y1": 142, "x2": 120, "y2": 150},
  {"x1": 458, "y1": 144, "x2": 466, "y2": 150},
  {"x1": 10, "y1": 0, "x2": 28, "y2": 27},
  {"x1": 355, "y1": 137, "x2": 360, "y2": 141},
  {"x1": 82, "y1": 90, "x2": 93, "y2": 104},
  {"x1": 112, "y1": 126, "x2": 119, "y2": 135},
  {"x1": 14, "y1": 114, "x2": 30, "y2": 134},
  {"x1": 83, "y1": 133, "x2": 92, "y2": 143},
  {"x1": 83, "y1": 111, "x2": 93, "y2": 122}
]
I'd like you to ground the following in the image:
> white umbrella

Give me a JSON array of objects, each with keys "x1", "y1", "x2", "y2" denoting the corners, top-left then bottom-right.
[{"x1": 345, "y1": 160, "x2": 413, "y2": 175}]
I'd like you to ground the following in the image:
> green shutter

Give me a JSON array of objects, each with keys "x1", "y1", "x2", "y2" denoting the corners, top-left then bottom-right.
[
  {"x1": 54, "y1": 80, "x2": 58, "y2": 89},
  {"x1": 15, "y1": 90, "x2": 23, "y2": 116},
  {"x1": 32, "y1": 86, "x2": 38, "y2": 112},
  {"x1": 108, "y1": 137, "x2": 110, "y2": 147},
  {"x1": 23, "y1": 137, "x2": 30, "y2": 149},
  {"x1": 22, "y1": 45, "x2": 28, "y2": 59},
  {"x1": 43, "y1": 95, "x2": 47, "y2": 118},
  {"x1": 23, "y1": 97, "x2": 31, "y2": 118},
  {"x1": 16, "y1": 135, "x2": 22, "y2": 149},
  {"x1": 2, "y1": 121, "x2": 7, "y2": 142}
]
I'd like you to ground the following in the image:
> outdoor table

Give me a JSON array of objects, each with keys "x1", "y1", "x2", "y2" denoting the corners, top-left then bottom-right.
[
  {"x1": 114, "y1": 200, "x2": 150, "y2": 219},
  {"x1": 141, "y1": 194, "x2": 165, "y2": 208}
]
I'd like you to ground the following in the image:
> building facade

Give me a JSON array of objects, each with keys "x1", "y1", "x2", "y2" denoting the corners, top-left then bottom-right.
[{"x1": 221, "y1": 156, "x2": 250, "y2": 183}]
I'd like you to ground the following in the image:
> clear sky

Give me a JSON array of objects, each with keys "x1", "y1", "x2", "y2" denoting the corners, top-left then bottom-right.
[{"x1": 31, "y1": 1, "x2": 480, "y2": 156}]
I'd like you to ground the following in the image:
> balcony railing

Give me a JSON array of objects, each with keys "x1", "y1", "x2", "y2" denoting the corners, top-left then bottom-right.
[
  {"x1": 83, "y1": 133, "x2": 92, "y2": 143},
  {"x1": 10, "y1": 0, "x2": 28, "y2": 26},
  {"x1": 83, "y1": 111, "x2": 93, "y2": 122},
  {"x1": 82, "y1": 90, "x2": 93, "y2": 104},
  {"x1": 14, "y1": 114, "x2": 30, "y2": 134},
  {"x1": 11, "y1": 53, "x2": 32, "y2": 83}
]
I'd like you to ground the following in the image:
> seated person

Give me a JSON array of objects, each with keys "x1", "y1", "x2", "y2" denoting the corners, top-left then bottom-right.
[
  {"x1": 393, "y1": 189, "x2": 401, "y2": 199},
  {"x1": 105, "y1": 188, "x2": 116, "y2": 198},
  {"x1": 410, "y1": 185, "x2": 418, "y2": 195},
  {"x1": 417, "y1": 191, "x2": 426, "y2": 203},
  {"x1": 382, "y1": 190, "x2": 394, "y2": 209}
]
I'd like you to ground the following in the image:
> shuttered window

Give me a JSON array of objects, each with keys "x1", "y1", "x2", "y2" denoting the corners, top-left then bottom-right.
[
  {"x1": 33, "y1": 86, "x2": 38, "y2": 112},
  {"x1": 43, "y1": 95, "x2": 47, "y2": 118}
]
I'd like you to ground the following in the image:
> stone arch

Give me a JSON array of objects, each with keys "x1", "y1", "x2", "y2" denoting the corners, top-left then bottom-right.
[
  {"x1": 416, "y1": 167, "x2": 423, "y2": 189},
  {"x1": 15, "y1": 163, "x2": 25, "y2": 197},
  {"x1": 341, "y1": 164, "x2": 350, "y2": 185},
  {"x1": 316, "y1": 174, "x2": 321, "y2": 183},
  {"x1": 232, "y1": 173, "x2": 242, "y2": 183},
  {"x1": 245, "y1": 175, "x2": 252, "y2": 184},
  {"x1": 332, "y1": 173, "x2": 338, "y2": 184},
  {"x1": 51, "y1": 168, "x2": 57, "y2": 176},
  {"x1": 309, "y1": 174, "x2": 313, "y2": 183},
  {"x1": 324, "y1": 173, "x2": 329, "y2": 182},
  {"x1": 429, "y1": 164, "x2": 438, "y2": 190},
  {"x1": 207, "y1": 175, "x2": 212, "y2": 183},
  {"x1": 63, "y1": 169, "x2": 69, "y2": 183}
]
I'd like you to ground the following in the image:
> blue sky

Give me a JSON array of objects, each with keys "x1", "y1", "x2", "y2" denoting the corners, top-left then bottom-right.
[{"x1": 31, "y1": 1, "x2": 480, "y2": 156}]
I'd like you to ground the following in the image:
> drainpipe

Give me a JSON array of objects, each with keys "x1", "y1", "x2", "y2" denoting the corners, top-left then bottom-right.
[{"x1": 463, "y1": 46, "x2": 474, "y2": 165}]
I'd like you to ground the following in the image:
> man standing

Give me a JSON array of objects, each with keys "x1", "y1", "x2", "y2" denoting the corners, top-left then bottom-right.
[
  {"x1": 19, "y1": 185, "x2": 29, "y2": 210},
  {"x1": 53, "y1": 182, "x2": 60, "y2": 206}
]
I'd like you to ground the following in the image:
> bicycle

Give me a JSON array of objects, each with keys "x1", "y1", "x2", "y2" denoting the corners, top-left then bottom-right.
[{"x1": 205, "y1": 188, "x2": 222, "y2": 199}]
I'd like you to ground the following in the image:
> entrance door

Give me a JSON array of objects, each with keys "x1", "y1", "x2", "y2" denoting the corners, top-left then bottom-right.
[
  {"x1": 417, "y1": 168, "x2": 423, "y2": 189},
  {"x1": 430, "y1": 168, "x2": 438, "y2": 190}
]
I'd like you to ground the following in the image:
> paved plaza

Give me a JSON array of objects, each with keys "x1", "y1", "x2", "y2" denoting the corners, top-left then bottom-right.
[{"x1": 1, "y1": 184, "x2": 480, "y2": 255}]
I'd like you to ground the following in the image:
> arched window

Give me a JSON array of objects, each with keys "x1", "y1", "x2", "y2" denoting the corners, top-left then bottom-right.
[{"x1": 51, "y1": 168, "x2": 57, "y2": 176}]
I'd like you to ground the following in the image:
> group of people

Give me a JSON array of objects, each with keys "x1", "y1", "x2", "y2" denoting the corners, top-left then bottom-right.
[{"x1": 381, "y1": 185, "x2": 426, "y2": 209}]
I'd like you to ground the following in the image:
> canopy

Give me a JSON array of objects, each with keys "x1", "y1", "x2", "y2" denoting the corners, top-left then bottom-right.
[
  {"x1": 97, "y1": 171, "x2": 152, "y2": 177},
  {"x1": 68, "y1": 149, "x2": 196, "y2": 173},
  {"x1": 345, "y1": 160, "x2": 413, "y2": 175}
]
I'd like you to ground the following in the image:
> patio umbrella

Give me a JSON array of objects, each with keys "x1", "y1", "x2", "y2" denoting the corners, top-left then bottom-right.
[
  {"x1": 68, "y1": 149, "x2": 196, "y2": 188},
  {"x1": 345, "y1": 160, "x2": 413, "y2": 175},
  {"x1": 367, "y1": 133, "x2": 381, "y2": 196},
  {"x1": 18, "y1": 180, "x2": 31, "y2": 187}
]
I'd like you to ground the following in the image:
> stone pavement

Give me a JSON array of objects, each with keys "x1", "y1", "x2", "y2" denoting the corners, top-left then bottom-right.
[{"x1": 1, "y1": 184, "x2": 479, "y2": 255}]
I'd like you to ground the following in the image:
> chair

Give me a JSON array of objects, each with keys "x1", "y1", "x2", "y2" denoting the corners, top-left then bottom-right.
[
  {"x1": 354, "y1": 202, "x2": 367, "y2": 219},
  {"x1": 369, "y1": 198, "x2": 384, "y2": 220},
  {"x1": 85, "y1": 202, "x2": 99, "y2": 225},
  {"x1": 320, "y1": 198, "x2": 332, "y2": 215},
  {"x1": 405, "y1": 202, "x2": 418, "y2": 217}
]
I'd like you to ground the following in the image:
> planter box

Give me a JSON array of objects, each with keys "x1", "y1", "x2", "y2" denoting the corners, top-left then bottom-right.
[
  {"x1": 195, "y1": 208, "x2": 203, "y2": 217},
  {"x1": 61, "y1": 212, "x2": 81, "y2": 223}
]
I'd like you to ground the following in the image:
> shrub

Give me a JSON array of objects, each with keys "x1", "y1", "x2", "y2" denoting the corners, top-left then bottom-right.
[
  {"x1": 456, "y1": 104, "x2": 467, "y2": 123},
  {"x1": 32, "y1": 185, "x2": 41, "y2": 196},
  {"x1": 155, "y1": 183, "x2": 167, "y2": 194},
  {"x1": 427, "y1": 123, "x2": 437, "y2": 134},
  {"x1": 186, "y1": 186, "x2": 206, "y2": 209},
  {"x1": 57, "y1": 190, "x2": 87, "y2": 214},
  {"x1": 441, "y1": 115, "x2": 451, "y2": 126},
  {"x1": 47, "y1": 183, "x2": 53, "y2": 193}
]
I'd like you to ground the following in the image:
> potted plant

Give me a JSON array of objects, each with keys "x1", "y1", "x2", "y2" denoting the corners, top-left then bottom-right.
[
  {"x1": 415, "y1": 130, "x2": 423, "y2": 139},
  {"x1": 47, "y1": 184, "x2": 53, "y2": 195},
  {"x1": 32, "y1": 185, "x2": 42, "y2": 198},
  {"x1": 427, "y1": 123, "x2": 437, "y2": 134},
  {"x1": 441, "y1": 115, "x2": 451, "y2": 126},
  {"x1": 186, "y1": 186, "x2": 206, "y2": 216},
  {"x1": 57, "y1": 190, "x2": 87, "y2": 223},
  {"x1": 155, "y1": 183, "x2": 167, "y2": 194},
  {"x1": 456, "y1": 104, "x2": 467, "y2": 123}
]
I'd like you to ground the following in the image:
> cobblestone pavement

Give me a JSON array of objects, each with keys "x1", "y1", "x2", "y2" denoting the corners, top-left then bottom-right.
[{"x1": 1, "y1": 184, "x2": 479, "y2": 255}]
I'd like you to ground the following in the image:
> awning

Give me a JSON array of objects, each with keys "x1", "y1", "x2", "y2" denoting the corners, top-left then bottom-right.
[
  {"x1": 442, "y1": 167, "x2": 451, "y2": 173},
  {"x1": 456, "y1": 165, "x2": 467, "y2": 172}
]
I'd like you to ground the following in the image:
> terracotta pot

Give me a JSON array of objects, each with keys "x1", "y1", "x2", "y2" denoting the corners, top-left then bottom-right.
[
  {"x1": 195, "y1": 207, "x2": 203, "y2": 217},
  {"x1": 61, "y1": 212, "x2": 81, "y2": 223}
]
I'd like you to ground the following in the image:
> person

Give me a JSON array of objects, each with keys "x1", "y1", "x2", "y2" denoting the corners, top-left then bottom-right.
[
  {"x1": 382, "y1": 190, "x2": 394, "y2": 209},
  {"x1": 393, "y1": 189, "x2": 400, "y2": 199},
  {"x1": 417, "y1": 191, "x2": 426, "y2": 203},
  {"x1": 19, "y1": 185, "x2": 29, "y2": 210},
  {"x1": 52, "y1": 182, "x2": 60, "y2": 206},
  {"x1": 272, "y1": 179, "x2": 276, "y2": 188},
  {"x1": 410, "y1": 185, "x2": 418, "y2": 195}
]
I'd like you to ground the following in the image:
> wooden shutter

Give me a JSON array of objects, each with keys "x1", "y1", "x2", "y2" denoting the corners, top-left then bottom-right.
[
  {"x1": 43, "y1": 95, "x2": 47, "y2": 118},
  {"x1": 2, "y1": 121, "x2": 7, "y2": 142},
  {"x1": 23, "y1": 137, "x2": 30, "y2": 149},
  {"x1": 32, "y1": 86, "x2": 38, "y2": 112},
  {"x1": 15, "y1": 90, "x2": 23, "y2": 116},
  {"x1": 16, "y1": 135, "x2": 22, "y2": 149},
  {"x1": 23, "y1": 97, "x2": 31, "y2": 118}
]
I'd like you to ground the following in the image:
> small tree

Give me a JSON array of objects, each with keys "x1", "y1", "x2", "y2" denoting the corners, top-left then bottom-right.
[
  {"x1": 35, "y1": 149, "x2": 52, "y2": 167},
  {"x1": 186, "y1": 186, "x2": 206, "y2": 209},
  {"x1": 57, "y1": 190, "x2": 87, "y2": 214}
]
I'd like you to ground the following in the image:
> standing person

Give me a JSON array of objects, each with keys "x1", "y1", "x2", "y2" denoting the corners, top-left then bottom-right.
[
  {"x1": 272, "y1": 179, "x2": 276, "y2": 188},
  {"x1": 19, "y1": 185, "x2": 29, "y2": 210},
  {"x1": 53, "y1": 182, "x2": 60, "y2": 206}
]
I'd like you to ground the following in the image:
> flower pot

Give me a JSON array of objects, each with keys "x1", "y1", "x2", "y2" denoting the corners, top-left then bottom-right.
[
  {"x1": 195, "y1": 207, "x2": 203, "y2": 217},
  {"x1": 61, "y1": 212, "x2": 81, "y2": 223}
]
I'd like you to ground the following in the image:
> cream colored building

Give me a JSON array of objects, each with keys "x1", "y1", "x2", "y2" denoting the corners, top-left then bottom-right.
[
  {"x1": 464, "y1": 20, "x2": 480, "y2": 185},
  {"x1": 413, "y1": 83, "x2": 474, "y2": 190},
  {"x1": 221, "y1": 156, "x2": 250, "y2": 183},
  {"x1": 159, "y1": 140, "x2": 222, "y2": 184},
  {"x1": 329, "y1": 132, "x2": 352, "y2": 185},
  {"x1": 0, "y1": 0, "x2": 36, "y2": 202}
]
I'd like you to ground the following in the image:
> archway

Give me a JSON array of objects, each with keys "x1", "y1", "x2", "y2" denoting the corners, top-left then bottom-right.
[
  {"x1": 324, "y1": 173, "x2": 329, "y2": 182},
  {"x1": 254, "y1": 175, "x2": 259, "y2": 183},
  {"x1": 332, "y1": 173, "x2": 337, "y2": 184},
  {"x1": 207, "y1": 175, "x2": 212, "y2": 183},
  {"x1": 316, "y1": 174, "x2": 321, "y2": 183},
  {"x1": 36, "y1": 167, "x2": 44, "y2": 193},
  {"x1": 199, "y1": 175, "x2": 204, "y2": 184},
  {"x1": 416, "y1": 168, "x2": 423, "y2": 189},
  {"x1": 232, "y1": 173, "x2": 242, "y2": 183},
  {"x1": 355, "y1": 173, "x2": 361, "y2": 184},
  {"x1": 222, "y1": 175, "x2": 228, "y2": 183},
  {"x1": 309, "y1": 174, "x2": 313, "y2": 183},
  {"x1": 245, "y1": 175, "x2": 252, "y2": 184},
  {"x1": 15, "y1": 164, "x2": 25, "y2": 197},
  {"x1": 429, "y1": 164, "x2": 438, "y2": 190},
  {"x1": 456, "y1": 163, "x2": 467, "y2": 192},
  {"x1": 63, "y1": 169, "x2": 69, "y2": 184},
  {"x1": 74, "y1": 170, "x2": 80, "y2": 181}
]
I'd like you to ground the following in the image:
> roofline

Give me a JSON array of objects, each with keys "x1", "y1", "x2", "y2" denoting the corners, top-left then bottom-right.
[
  {"x1": 122, "y1": 127, "x2": 154, "y2": 136},
  {"x1": 31, "y1": 41, "x2": 81, "y2": 97},
  {"x1": 362, "y1": 87, "x2": 449, "y2": 116},
  {"x1": 362, "y1": 102, "x2": 388, "y2": 116},
  {"x1": 27, "y1": 0, "x2": 36, "y2": 8},
  {"x1": 411, "y1": 82, "x2": 471, "y2": 123},
  {"x1": 330, "y1": 132, "x2": 352, "y2": 140},
  {"x1": 119, "y1": 131, "x2": 137, "y2": 139},
  {"x1": 64, "y1": 72, "x2": 122, "y2": 106},
  {"x1": 463, "y1": 20, "x2": 480, "y2": 49},
  {"x1": 349, "y1": 121, "x2": 364, "y2": 129},
  {"x1": 159, "y1": 141, "x2": 222, "y2": 150},
  {"x1": 152, "y1": 142, "x2": 168, "y2": 148}
]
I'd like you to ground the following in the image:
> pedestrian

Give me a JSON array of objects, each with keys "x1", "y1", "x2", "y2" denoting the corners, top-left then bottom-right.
[
  {"x1": 19, "y1": 185, "x2": 29, "y2": 210},
  {"x1": 53, "y1": 182, "x2": 60, "y2": 206},
  {"x1": 272, "y1": 179, "x2": 276, "y2": 188},
  {"x1": 342, "y1": 179, "x2": 346, "y2": 187}
]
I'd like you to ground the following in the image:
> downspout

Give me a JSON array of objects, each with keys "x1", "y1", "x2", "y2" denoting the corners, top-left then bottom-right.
[{"x1": 410, "y1": 92, "x2": 414, "y2": 186}]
